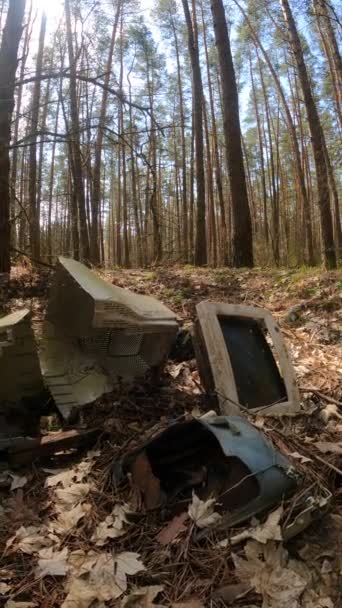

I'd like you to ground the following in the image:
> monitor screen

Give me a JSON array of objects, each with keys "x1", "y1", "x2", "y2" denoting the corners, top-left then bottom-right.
[{"x1": 218, "y1": 316, "x2": 287, "y2": 409}]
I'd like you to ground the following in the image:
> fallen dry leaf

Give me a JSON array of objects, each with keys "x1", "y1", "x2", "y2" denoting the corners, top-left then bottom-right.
[
  {"x1": 156, "y1": 512, "x2": 188, "y2": 545},
  {"x1": 55, "y1": 483, "x2": 91, "y2": 507},
  {"x1": 130, "y1": 451, "x2": 161, "y2": 510},
  {"x1": 232, "y1": 540, "x2": 334, "y2": 608},
  {"x1": 62, "y1": 551, "x2": 145, "y2": 607},
  {"x1": 320, "y1": 404, "x2": 342, "y2": 424},
  {"x1": 315, "y1": 441, "x2": 342, "y2": 455},
  {"x1": 188, "y1": 494, "x2": 221, "y2": 529},
  {"x1": 0, "y1": 569, "x2": 15, "y2": 580},
  {"x1": 121, "y1": 585, "x2": 164, "y2": 607},
  {"x1": 213, "y1": 582, "x2": 251, "y2": 603},
  {"x1": 0, "y1": 582, "x2": 11, "y2": 593},
  {"x1": 68, "y1": 550, "x2": 99, "y2": 576},
  {"x1": 168, "y1": 362, "x2": 185, "y2": 379},
  {"x1": 227, "y1": 506, "x2": 283, "y2": 546},
  {"x1": 51, "y1": 502, "x2": 92, "y2": 533},
  {"x1": 6, "y1": 525, "x2": 59, "y2": 555},
  {"x1": 45, "y1": 469, "x2": 77, "y2": 488},
  {"x1": 61, "y1": 576, "x2": 99, "y2": 608},
  {"x1": 288, "y1": 452, "x2": 312, "y2": 464},
  {"x1": 9, "y1": 474, "x2": 28, "y2": 491},
  {"x1": 91, "y1": 504, "x2": 131, "y2": 546},
  {"x1": 45, "y1": 451, "x2": 98, "y2": 489},
  {"x1": 37, "y1": 546, "x2": 69, "y2": 577}
]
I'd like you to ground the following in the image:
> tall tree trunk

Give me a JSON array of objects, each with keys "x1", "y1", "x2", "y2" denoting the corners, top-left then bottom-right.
[
  {"x1": 37, "y1": 74, "x2": 51, "y2": 258},
  {"x1": 258, "y1": 57, "x2": 279, "y2": 264},
  {"x1": 65, "y1": 0, "x2": 90, "y2": 260},
  {"x1": 0, "y1": 0, "x2": 26, "y2": 274},
  {"x1": 128, "y1": 77, "x2": 143, "y2": 267},
  {"x1": 189, "y1": 104, "x2": 195, "y2": 261},
  {"x1": 210, "y1": 0, "x2": 253, "y2": 267},
  {"x1": 28, "y1": 11, "x2": 46, "y2": 260},
  {"x1": 47, "y1": 87, "x2": 62, "y2": 262},
  {"x1": 171, "y1": 18, "x2": 188, "y2": 262},
  {"x1": 203, "y1": 99, "x2": 217, "y2": 266},
  {"x1": 181, "y1": 0, "x2": 207, "y2": 265},
  {"x1": 313, "y1": 0, "x2": 342, "y2": 128},
  {"x1": 249, "y1": 53, "x2": 268, "y2": 246},
  {"x1": 280, "y1": 0, "x2": 336, "y2": 269},
  {"x1": 91, "y1": 0, "x2": 121, "y2": 264},
  {"x1": 10, "y1": 1, "x2": 32, "y2": 250},
  {"x1": 200, "y1": 0, "x2": 229, "y2": 265}
]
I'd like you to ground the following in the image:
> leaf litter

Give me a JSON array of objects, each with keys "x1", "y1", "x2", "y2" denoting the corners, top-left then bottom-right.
[{"x1": 1, "y1": 266, "x2": 341, "y2": 607}]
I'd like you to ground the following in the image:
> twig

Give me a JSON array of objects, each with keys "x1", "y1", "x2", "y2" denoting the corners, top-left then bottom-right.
[
  {"x1": 300, "y1": 386, "x2": 342, "y2": 407},
  {"x1": 11, "y1": 247, "x2": 56, "y2": 270},
  {"x1": 314, "y1": 454, "x2": 342, "y2": 477}
]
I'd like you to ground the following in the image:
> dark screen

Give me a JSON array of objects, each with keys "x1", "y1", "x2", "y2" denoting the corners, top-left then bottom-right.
[{"x1": 218, "y1": 316, "x2": 287, "y2": 409}]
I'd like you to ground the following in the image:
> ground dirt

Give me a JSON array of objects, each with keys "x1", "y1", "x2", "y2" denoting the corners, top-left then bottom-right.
[{"x1": 0, "y1": 264, "x2": 341, "y2": 607}]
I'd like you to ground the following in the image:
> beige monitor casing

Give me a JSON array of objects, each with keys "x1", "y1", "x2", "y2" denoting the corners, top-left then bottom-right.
[
  {"x1": 193, "y1": 301, "x2": 300, "y2": 417},
  {"x1": 0, "y1": 309, "x2": 44, "y2": 406},
  {"x1": 41, "y1": 258, "x2": 178, "y2": 419}
]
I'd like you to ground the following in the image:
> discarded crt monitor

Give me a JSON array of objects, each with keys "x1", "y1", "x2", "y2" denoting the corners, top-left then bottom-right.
[
  {"x1": 40, "y1": 257, "x2": 178, "y2": 420},
  {"x1": 0, "y1": 310, "x2": 45, "y2": 437},
  {"x1": 193, "y1": 302, "x2": 300, "y2": 416},
  {"x1": 0, "y1": 309, "x2": 43, "y2": 406},
  {"x1": 123, "y1": 415, "x2": 300, "y2": 527}
]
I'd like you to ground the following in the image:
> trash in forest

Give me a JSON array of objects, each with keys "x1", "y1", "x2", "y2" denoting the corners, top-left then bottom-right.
[
  {"x1": 0, "y1": 309, "x2": 45, "y2": 438},
  {"x1": 192, "y1": 302, "x2": 300, "y2": 416},
  {"x1": 0, "y1": 309, "x2": 44, "y2": 405},
  {"x1": 40, "y1": 257, "x2": 178, "y2": 420},
  {"x1": 123, "y1": 415, "x2": 300, "y2": 526},
  {"x1": 0, "y1": 428, "x2": 100, "y2": 467}
]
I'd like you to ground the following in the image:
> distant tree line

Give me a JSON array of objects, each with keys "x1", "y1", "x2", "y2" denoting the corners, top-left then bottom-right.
[{"x1": 0, "y1": 0, "x2": 341, "y2": 274}]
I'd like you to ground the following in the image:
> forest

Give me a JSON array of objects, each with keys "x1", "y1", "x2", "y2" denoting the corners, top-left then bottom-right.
[
  {"x1": 0, "y1": 2, "x2": 342, "y2": 606},
  {"x1": 0, "y1": 0, "x2": 341, "y2": 275}
]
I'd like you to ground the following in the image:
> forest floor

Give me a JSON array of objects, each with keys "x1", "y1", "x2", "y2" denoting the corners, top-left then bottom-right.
[{"x1": 0, "y1": 264, "x2": 341, "y2": 607}]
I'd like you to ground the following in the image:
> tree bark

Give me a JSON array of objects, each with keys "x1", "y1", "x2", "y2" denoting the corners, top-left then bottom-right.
[
  {"x1": 10, "y1": 2, "x2": 32, "y2": 250},
  {"x1": 249, "y1": 53, "x2": 268, "y2": 247},
  {"x1": 181, "y1": 0, "x2": 207, "y2": 265},
  {"x1": 65, "y1": 0, "x2": 90, "y2": 261},
  {"x1": 210, "y1": 0, "x2": 253, "y2": 267},
  {"x1": 90, "y1": 0, "x2": 121, "y2": 265},
  {"x1": 0, "y1": 0, "x2": 26, "y2": 274},
  {"x1": 313, "y1": 0, "x2": 342, "y2": 123},
  {"x1": 171, "y1": 17, "x2": 188, "y2": 262},
  {"x1": 200, "y1": 0, "x2": 229, "y2": 265},
  {"x1": 28, "y1": 11, "x2": 46, "y2": 260}
]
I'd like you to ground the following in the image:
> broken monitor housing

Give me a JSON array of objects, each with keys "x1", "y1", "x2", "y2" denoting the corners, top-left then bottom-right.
[
  {"x1": 0, "y1": 309, "x2": 45, "y2": 438},
  {"x1": 40, "y1": 257, "x2": 178, "y2": 419},
  {"x1": 193, "y1": 302, "x2": 300, "y2": 416}
]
